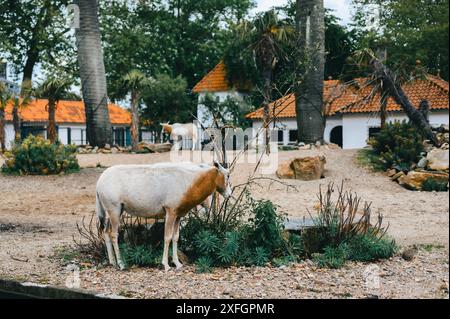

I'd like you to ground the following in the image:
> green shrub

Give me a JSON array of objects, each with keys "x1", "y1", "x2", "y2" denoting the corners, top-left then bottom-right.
[
  {"x1": 422, "y1": 177, "x2": 448, "y2": 192},
  {"x1": 307, "y1": 182, "x2": 397, "y2": 268},
  {"x1": 1, "y1": 135, "x2": 79, "y2": 175},
  {"x1": 313, "y1": 243, "x2": 349, "y2": 269},
  {"x1": 195, "y1": 256, "x2": 214, "y2": 273},
  {"x1": 181, "y1": 198, "x2": 302, "y2": 269},
  {"x1": 120, "y1": 243, "x2": 162, "y2": 267},
  {"x1": 367, "y1": 121, "x2": 424, "y2": 171},
  {"x1": 346, "y1": 234, "x2": 396, "y2": 262}
]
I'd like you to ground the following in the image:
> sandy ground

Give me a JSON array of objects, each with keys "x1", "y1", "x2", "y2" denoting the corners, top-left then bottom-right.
[{"x1": 0, "y1": 148, "x2": 448, "y2": 298}]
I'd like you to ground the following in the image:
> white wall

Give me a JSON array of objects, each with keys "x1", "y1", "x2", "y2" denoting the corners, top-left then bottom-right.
[
  {"x1": 342, "y1": 110, "x2": 449, "y2": 149},
  {"x1": 4, "y1": 124, "x2": 15, "y2": 149},
  {"x1": 249, "y1": 110, "x2": 449, "y2": 149},
  {"x1": 251, "y1": 118, "x2": 299, "y2": 147}
]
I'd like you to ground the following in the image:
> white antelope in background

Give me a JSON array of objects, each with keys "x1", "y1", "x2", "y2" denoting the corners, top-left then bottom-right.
[
  {"x1": 95, "y1": 161, "x2": 232, "y2": 271},
  {"x1": 160, "y1": 122, "x2": 198, "y2": 150}
]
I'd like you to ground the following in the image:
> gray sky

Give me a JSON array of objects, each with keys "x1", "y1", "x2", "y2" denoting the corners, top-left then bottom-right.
[{"x1": 254, "y1": 0, "x2": 353, "y2": 25}]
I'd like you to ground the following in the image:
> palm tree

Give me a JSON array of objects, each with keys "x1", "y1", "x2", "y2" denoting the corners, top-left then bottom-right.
[
  {"x1": 12, "y1": 80, "x2": 32, "y2": 141},
  {"x1": 35, "y1": 77, "x2": 73, "y2": 143},
  {"x1": 351, "y1": 49, "x2": 439, "y2": 145},
  {"x1": 75, "y1": 0, "x2": 112, "y2": 147},
  {"x1": 121, "y1": 70, "x2": 150, "y2": 151},
  {"x1": 0, "y1": 82, "x2": 11, "y2": 152},
  {"x1": 233, "y1": 10, "x2": 293, "y2": 153},
  {"x1": 295, "y1": 0, "x2": 325, "y2": 144}
]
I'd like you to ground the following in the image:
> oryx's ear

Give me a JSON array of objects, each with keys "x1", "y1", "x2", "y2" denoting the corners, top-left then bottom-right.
[{"x1": 213, "y1": 160, "x2": 220, "y2": 169}]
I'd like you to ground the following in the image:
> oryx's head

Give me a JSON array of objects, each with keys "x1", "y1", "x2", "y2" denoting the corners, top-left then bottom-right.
[
  {"x1": 213, "y1": 161, "x2": 232, "y2": 198},
  {"x1": 160, "y1": 122, "x2": 172, "y2": 136}
]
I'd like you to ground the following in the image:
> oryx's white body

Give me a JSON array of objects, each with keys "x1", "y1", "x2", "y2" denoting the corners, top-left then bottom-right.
[
  {"x1": 95, "y1": 161, "x2": 231, "y2": 271},
  {"x1": 161, "y1": 122, "x2": 198, "y2": 150}
]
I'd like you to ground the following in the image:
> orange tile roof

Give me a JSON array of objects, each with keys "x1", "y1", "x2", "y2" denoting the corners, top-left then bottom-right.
[
  {"x1": 4, "y1": 99, "x2": 131, "y2": 125},
  {"x1": 246, "y1": 76, "x2": 449, "y2": 119},
  {"x1": 192, "y1": 61, "x2": 251, "y2": 93},
  {"x1": 193, "y1": 61, "x2": 231, "y2": 93}
]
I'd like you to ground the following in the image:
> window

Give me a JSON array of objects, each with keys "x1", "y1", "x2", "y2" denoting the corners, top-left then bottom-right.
[
  {"x1": 277, "y1": 130, "x2": 283, "y2": 143},
  {"x1": 289, "y1": 130, "x2": 298, "y2": 143},
  {"x1": 369, "y1": 127, "x2": 381, "y2": 138}
]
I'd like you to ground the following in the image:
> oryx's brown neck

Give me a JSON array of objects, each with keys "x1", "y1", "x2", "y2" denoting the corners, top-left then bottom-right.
[{"x1": 176, "y1": 168, "x2": 219, "y2": 215}]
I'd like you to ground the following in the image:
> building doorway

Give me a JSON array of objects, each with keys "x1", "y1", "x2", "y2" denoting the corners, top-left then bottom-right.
[{"x1": 330, "y1": 126, "x2": 343, "y2": 147}]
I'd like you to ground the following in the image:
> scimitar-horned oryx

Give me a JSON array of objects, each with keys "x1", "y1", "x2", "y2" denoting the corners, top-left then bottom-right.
[{"x1": 95, "y1": 161, "x2": 232, "y2": 271}]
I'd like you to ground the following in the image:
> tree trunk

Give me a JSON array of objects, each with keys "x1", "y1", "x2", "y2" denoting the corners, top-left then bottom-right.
[
  {"x1": 75, "y1": 0, "x2": 112, "y2": 147},
  {"x1": 47, "y1": 99, "x2": 57, "y2": 143},
  {"x1": 380, "y1": 95, "x2": 388, "y2": 129},
  {"x1": 130, "y1": 91, "x2": 139, "y2": 151},
  {"x1": 370, "y1": 58, "x2": 439, "y2": 145},
  {"x1": 0, "y1": 109, "x2": 5, "y2": 152},
  {"x1": 262, "y1": 68, "x2": 272, "y2": 154},
  {"x1": 12, "y1": 103, "x2": 21, "y2": 141},
  {"x1": 419, "y1": 100, "x2": 430, "y2": 124},
  {"x1": 295, "y1": 0, "x2": 325, "y2": 144}
]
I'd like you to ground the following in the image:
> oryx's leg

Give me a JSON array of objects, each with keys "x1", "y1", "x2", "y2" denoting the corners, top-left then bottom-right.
[
  {"x1": 109, "y1": 209, "x2": 125, "y2": 270},
  {"x1": 103, "y1": 219, "x2": 117, "y2": 267},
  {"x1": 172, "y1": 216, "x2": 183, "y2": 269},
  {"x1": 162, "y1": 208, "x2": 177, "y2": 271}
]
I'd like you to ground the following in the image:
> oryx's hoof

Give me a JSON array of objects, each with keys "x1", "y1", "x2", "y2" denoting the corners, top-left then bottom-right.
[
  {"x1": 117, "y1": 262, "x2": 126, "y2": 271},
  {"x1": 163, "y1": 264, "x2": 171, "y2": 272},
  {"x1": 174, "y1": 262, "x2": 183, "y2": 270}
]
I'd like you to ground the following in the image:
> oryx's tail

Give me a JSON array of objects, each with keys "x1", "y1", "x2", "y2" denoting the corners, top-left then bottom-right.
[{"x1": 96, "y1": 192, "x2": 106, "y2": 234}]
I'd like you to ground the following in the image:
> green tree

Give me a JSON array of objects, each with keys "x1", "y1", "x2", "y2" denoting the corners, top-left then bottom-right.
[
  {"x1": 121, "y1": 70, "x2": 150, "y2": 151},
  {"x1": 225, "y1": 10, "x2": 294, "y2": 152},
  {"x1": 75, "y1": 0, "x2": 112, "y2": 147},
  {"x1": 351, "y1": 0, "x2": 449, "y2": 80},
  {"x1": 141, "y1": 73, "x2": 194, "y2": 132},
  {"x1": 100, "y1": 0, "x2": 254, "y2": 95},
  {"x1": 0, "y1": 0, "x2": 75, "y2": 87},
  {"x1": 35, "y1": 76, "x2": 73, "y2": 143}
]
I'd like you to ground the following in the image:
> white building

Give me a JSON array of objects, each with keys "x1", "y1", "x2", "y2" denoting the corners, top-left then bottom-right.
[
  {"x1": 193, "y1": 62, "x2": 449, "y2": 149},
  {"x1": 3, "y1": 99, "x2": 132, "y2": 149}
]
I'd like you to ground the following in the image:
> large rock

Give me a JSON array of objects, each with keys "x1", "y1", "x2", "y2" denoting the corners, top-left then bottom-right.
[
  {"x1": 276, "y1": 156, "x2": 326, "y2": 181},
  {"x1": 426, "y1": 149, "x2": 449, "y2": 171},
  {"x1": 149, "y1": 143, "x2": 172, "y2": 153},
  {"x1": 398, "y1": 171, "x2": 449, "y2": 190}
]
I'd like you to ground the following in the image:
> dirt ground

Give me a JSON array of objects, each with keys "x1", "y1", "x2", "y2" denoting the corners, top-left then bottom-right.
[{"x1": 0, "y1": 148, "x2": 448, "y2": 298}]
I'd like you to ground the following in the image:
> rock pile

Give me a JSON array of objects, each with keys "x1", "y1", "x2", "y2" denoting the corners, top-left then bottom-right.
[
  {"x1": 76, "y1": 142, "x2": 172, "y2": 154},
  {"x1": 388, "y1": 124, "x2": 449, "y2": 191},
  {"x1": 278, "y1": 142, "x2": 340, "y2": 151}
]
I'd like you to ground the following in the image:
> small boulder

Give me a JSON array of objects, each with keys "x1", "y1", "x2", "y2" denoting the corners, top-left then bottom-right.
[
  {"x1": 99, "y1": 148, "x2": 111, "y2": 154},
  {"x1": 299, "y1": 144, "x2": 312, "y2": 150},
  {"x1": 416, "y1": 157, "x2": 428, "y2": 169},
  {"x1": 386, "y1": 169, "x2": 397, "y2": 177},
  {"x1": 398, "y1": 171, "x2": 449, "y2": 190},
  {"x1": 426, "y1": 149, "x2": 449, "y2": 171},
  {"x1": 277, "y1": 156, "x2": 326, "y2": 181},
  {"x1": 422, "y1": 140, "x2": 434, "y2": 153},
  {"x1": 439, "y1": 124, "x2": 449, "y2": 133},
  {"x1": 276, "y1": 161, "x2": 296, "y2": 179},
  {"x1": 391, "y1": 171, "x2": 405, "y2": 181},
  {"x1": 104, "y1": 143, "x2": 111, "y2": 150},
  {"x1": 326, "y1": 143, "x2": 341, "y2": 150},
  {"x1": 437, "y1": 132, "x2": 450, "y2": 145}
]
